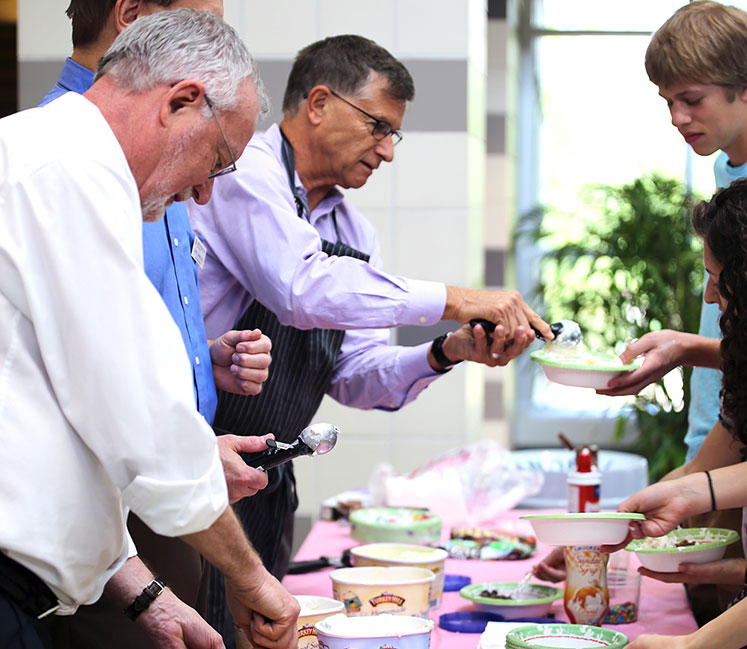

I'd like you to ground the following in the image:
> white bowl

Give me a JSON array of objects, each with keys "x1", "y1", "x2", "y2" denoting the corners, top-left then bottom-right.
[
  {"x1": 626, "y1": 527, "x2": 739, "y2": 573},
  {"x1": 460, "y1": 582, "x2": 563, "y2": 619},
  {"x1": 520, "y1": 513, "x2": 645, "y2": 546},
  {"x1": 530, "y1": 350, "x2": 640, "y2": 390}
]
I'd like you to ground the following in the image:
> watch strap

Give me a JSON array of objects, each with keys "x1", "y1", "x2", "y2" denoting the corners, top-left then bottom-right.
[
  {"x1": 430, "y1": 332, "x2": 462, "y2": 373},
  {"x1": 124, "y1": 579, "x2": 164, "y2": 620}
]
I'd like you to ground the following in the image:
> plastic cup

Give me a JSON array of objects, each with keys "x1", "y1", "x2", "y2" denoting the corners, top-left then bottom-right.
[{"x1": 604, "y1": 569, "x2": 641, "y2": 624}]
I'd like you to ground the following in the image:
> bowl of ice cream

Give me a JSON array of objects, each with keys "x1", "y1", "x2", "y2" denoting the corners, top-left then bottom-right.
[
  {"x1": 315, "y1": 613, "x2": 434, "y2": 649},
  {"x1": 293, "y1": 595, "x2": 345, "y2": 649},
  {"x1": 329, "y1": 566, "x2": 434, "y2": 618},
  {"x1": 350, "y1": 543, "x2": 448, "y2": 608},
  {"x1": 530, "y1": 349, "x2": 641, "y2": 390},
  {"x1": 625, "y1": 527, "x2": 739, "y2": 573},
  {"x1": 460, "y1": 582, "x2": 563, "y2": 619}
]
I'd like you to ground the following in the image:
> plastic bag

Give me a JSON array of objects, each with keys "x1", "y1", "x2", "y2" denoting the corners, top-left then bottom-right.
[{"x1": 368, "y1": 441, "x2": 544, "y2": 528}]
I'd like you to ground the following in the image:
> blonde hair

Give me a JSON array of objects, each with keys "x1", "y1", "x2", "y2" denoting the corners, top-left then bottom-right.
[{"x1": 645, "y1": 0, "x2": 747, "y2": 88}]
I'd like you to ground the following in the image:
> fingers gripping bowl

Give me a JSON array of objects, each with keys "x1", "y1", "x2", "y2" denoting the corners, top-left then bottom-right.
[{"x1": 530, "y1": 349, "x2": 641, "y2": 390}]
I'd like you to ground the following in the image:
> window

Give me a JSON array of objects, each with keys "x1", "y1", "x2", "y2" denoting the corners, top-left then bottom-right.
[{"x1": 513, "y1": 0, "x2": 744, "y2": 446}]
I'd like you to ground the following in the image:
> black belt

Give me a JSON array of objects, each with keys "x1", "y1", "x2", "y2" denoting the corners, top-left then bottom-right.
[{"x1": 0, "y1": 552, "x2": 60, "y2": 619}]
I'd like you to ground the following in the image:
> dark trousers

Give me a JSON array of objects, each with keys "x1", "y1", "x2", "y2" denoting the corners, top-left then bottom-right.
[
  {"x1": 684, "y1": 507, "x2": 744, "y2": 626},
  {"x1": 0, "y1": 592, "x2": 52, "y2": 649},
  {"x1": 45, "y1": 514, "x2": 208, "y2": 649}
]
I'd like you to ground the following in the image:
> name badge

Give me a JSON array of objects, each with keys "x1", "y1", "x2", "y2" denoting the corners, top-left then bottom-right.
[{"x1": 191, "y1": 236, "x2": 207, "y2": 269}]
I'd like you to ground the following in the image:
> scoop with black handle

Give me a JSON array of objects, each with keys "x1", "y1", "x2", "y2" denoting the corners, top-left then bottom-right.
[
  {"x1": 245, "y1": 422, "x2": 339, "y2": 471},
  {"x1": 469, "y1": 318, "x2": 581, "y2": 347}
]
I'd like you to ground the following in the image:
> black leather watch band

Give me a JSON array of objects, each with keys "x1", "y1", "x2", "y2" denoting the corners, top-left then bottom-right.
[
  {"x1": 124, "y1": 579, "x2": 164, "y2": 620},
  {"x1": 430, "y1": 332, "x2": 462, "y2": 373}
]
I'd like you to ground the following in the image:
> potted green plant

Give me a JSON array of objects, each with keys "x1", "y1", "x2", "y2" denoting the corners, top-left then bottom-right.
[{"x1": 516, "y1": 173, "x2": 705, "y2": 481}]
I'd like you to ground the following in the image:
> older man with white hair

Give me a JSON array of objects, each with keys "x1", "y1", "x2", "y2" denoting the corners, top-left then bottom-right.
[{"x1": 0, "y1": 10, "x2": 297, "y2": 649}]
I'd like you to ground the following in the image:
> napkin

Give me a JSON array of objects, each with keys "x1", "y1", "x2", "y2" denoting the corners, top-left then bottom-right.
[{"x1": 478, "y1": 621, "x2": 530, "y2": 649}]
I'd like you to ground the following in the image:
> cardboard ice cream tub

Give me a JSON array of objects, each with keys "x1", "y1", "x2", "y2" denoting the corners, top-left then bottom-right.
[
  {"x1": 350, "y1": 542, "x2": 448, "y2": 609},
  {"x1": 294, "y1": 595, "x2": 345, "y2": 649},
  {"x1": 329, "y1": 566, "x2": 434, "y2": 618},
  {"x1": 315, "y1": 613, "x2": 434, "y2": 649}
]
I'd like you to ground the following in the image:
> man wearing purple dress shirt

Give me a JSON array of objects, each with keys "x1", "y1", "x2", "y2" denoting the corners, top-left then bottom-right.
[{"x1": 188, "y1": 34, "x2": 552, "y2": 647}]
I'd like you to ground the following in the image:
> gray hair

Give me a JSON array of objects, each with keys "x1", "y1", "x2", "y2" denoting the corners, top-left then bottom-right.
[{"x1": 95, "y1": 9, "x2": 270, "y2": 119}]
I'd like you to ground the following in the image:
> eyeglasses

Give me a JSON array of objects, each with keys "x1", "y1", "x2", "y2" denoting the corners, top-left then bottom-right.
[
  {"x1": 328, "y1": 89, "x2": 403, "y2": 146},
  {"x1": 205, "y1": 95, "x2": 237, "y2": 179}
]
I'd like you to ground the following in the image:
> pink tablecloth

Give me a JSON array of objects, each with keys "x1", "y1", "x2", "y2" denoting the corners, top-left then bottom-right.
[{"x1": 282, "y1": 510, "x2": 698, "y2": 648}]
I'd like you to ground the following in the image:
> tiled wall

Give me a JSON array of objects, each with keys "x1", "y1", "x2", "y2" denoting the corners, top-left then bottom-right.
[{"x1": 16, "y1": 0, "x2": 512, "y2": 522}]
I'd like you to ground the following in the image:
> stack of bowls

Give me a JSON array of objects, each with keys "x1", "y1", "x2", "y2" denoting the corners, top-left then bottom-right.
[
  {"x1": 350, "y1": 542, "x2": 448, "y2": 608},
  {"x1": 505, "y1": 623, "x2": 628, "y2": 648}
]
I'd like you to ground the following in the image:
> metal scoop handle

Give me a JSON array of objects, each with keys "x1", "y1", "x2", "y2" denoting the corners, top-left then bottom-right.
[{"x1": 245, "y1": 438, "x2": 314, "y2": 471}]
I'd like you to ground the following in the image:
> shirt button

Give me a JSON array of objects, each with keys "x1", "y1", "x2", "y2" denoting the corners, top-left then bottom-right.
[
  {"x1": 418, "y1": 316, "x2": 426, "y2": 324},
  {"x1": 183, "y1": 296, "x2": 189, "y2": 305},
  {"x1": 389, "y1": 402, "x2": 396, "y2": 408},
  {"x1": 195, "y1": 356, "x2": 200, "y2": 365},
  {"x1": 173, "y1": 238, "x2": 179, "y2": 246}
]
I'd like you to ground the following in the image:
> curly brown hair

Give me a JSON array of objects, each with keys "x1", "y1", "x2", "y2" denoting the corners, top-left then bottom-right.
[{"x1": 692, "y1": 178, "x2": 747, "y2": 451}]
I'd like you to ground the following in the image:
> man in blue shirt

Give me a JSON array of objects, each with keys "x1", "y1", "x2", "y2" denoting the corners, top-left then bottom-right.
[{"x1": 39, "y1": 2, "x2": 275, "y2": 648}]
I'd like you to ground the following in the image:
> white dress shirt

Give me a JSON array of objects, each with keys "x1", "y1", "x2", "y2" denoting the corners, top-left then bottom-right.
[{"x1": 0, "y1": 93, "x2": 228, "y2": 609}]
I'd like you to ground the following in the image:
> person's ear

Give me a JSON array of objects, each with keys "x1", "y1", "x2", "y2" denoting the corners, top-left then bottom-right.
[
  {"x1": 160, "y1": 80, "x2": 205, "y2": 127},
  {"x1": 304, "y1": 85, "x2": 331, "y2": 126},
  {"x1": 112, "y1": 0, "x2": 144, "y2": 33}
]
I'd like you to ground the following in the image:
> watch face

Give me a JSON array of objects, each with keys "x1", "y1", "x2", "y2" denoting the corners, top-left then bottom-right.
[{"x1": 146, "y1": 580, "x2": 164, "y2": 597}]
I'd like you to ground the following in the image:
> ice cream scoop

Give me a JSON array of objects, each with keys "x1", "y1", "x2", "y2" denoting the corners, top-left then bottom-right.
[
  {"x1": 246, "y1": 422, "x2": 339, "y2": 471},
  {"x1": 470, "y1": 318, "x2": 582, "y2": 347}
]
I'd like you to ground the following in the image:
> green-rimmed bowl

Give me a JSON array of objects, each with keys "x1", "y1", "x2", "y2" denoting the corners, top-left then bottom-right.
[
  {"x1": 626, "y1": 527, "x2": 739, "y2": 573},
  {"x1": 520, "y1": 513, "x2": 645, "y2": 547},
  {"x1": 459, "y1": 582, "x2": 562, "y2": 619},
  {"x1": 349, "y1": 507, "x2": 442, "y2": 545},
  {"x1": 530, "y1": 349, "x2": 640, "y2": 389},
  {"x1": 506, "y1": 623, "x2": 628, "y2": 648}
]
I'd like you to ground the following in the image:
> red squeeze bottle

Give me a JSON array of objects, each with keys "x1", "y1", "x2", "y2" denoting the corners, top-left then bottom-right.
[{"x1": 567, "y1": 447, "x2": 600, "y2": 513}]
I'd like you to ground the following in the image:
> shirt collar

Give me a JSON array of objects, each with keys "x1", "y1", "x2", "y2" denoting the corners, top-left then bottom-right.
[{"x1": 57, "y1": 58, "x2": 95, "y2": 94}]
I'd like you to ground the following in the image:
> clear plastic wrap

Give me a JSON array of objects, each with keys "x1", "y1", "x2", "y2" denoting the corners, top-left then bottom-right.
[{"x1": 369, "y1": 441, "x2": 544, "y2": 528}]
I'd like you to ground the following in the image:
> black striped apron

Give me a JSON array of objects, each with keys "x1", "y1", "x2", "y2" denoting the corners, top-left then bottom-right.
[{"x1": 207, "y1": 129, "x2": 370, "y2": 644}]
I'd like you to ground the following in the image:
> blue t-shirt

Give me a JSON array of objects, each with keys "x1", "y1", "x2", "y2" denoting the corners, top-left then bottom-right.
[
  {"x1": 41, "y1": 58, "x2": 218, "y2": 423},
  {"x1": 684, "y1": 152, "x2": 747, "y2": 460}
]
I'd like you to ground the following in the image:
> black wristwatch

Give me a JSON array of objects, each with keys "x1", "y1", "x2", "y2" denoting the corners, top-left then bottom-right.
[
  {"x1": 430, "y1": 332, "x2": 462, "y2": 373},
  {"x1": 124, "y1": 579, "x2": 165, "y2": 620}
]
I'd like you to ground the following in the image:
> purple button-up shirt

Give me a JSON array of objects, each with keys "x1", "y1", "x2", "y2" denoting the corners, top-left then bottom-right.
[{"x1": 188, "y1": 123, "x2": 448, "y2": 410}]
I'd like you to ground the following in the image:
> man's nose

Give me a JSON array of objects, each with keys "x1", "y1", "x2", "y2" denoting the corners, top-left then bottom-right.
[
  {"x1": 192, "y1": 178, "x2": 215, "y2": 205},
  {"x1": 374, "y1": 135, "x2": 395, "y2": 163}
]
